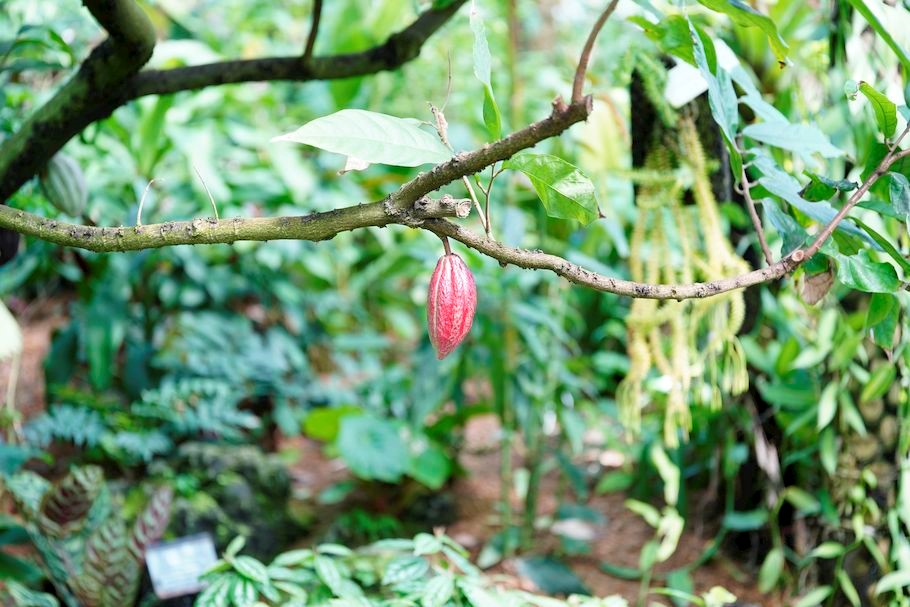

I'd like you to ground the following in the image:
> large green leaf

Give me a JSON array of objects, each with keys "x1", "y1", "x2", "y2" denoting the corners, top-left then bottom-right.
[
  {"x1": 800, "y1": 172, "x2": 856, "y2": 202},
  {"x1": 470, "y1": 3, "x2": 501, "y2": 140},
  {"x1": 504, "y1": 153, "x2": 599, "y2": 224},
  {"x1": 337, "y1": 415, "x2": 409, "y2": 483},
  {"x1": 743, "y1": 122, "x2": 842, "y2": 159},
  {"x1": 834, "y1": 250, "x2": 900, "y2": 293},
  {"x1": 750, "y1": 152, "x2": 867, "y2": 240},
  {"x1": 689, "y1": 19, "x2": 741, "y2": 176},
  {"x1": 697, "y1": 0, "x2": 788, "y2": 63},
  {"x1": 272, "y1": 110, "x2": 453, "y2": 167},
  {"x1": 857, "y1": 81, "x2": 897, "y2": 138}
]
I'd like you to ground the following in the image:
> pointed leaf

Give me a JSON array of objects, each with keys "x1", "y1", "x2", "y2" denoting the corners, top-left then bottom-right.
[
  {"x1": 505, "y1": 153, "x2": 598, "y2": 224},
  {"x1": 743, "y1": 122, "x2": 842, "y2": 159},
  {"x1": 697, "y1": 0, "x2": 788, "y2": 63},
  {"x1": 272, "y1": 110, "x2": 452, "y2": 167},
  {"x1": 858, "y1": 82, "x2": 897, "y2": 138}
]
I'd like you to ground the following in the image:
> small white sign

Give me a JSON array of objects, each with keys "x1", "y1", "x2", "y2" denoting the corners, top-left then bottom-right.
[{"x1": 146, "y1": 533, "x2": 219, "y2": 599}]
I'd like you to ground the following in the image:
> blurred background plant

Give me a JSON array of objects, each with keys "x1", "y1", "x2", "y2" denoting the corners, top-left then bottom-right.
[{"x1": 1, "y1": 1, "x2": 910, "y2": 606}]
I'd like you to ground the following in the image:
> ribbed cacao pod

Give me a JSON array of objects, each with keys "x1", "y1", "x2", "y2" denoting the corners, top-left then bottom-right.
[
  {"x1": 427, "y1": 252, "x2": 476, "y2": 360},
  {"x1": 39, "y1": 152, "x2": 87, "y2": 217}
]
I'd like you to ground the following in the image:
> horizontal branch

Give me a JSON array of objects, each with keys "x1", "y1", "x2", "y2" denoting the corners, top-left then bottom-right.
[
  {"x1": 423, "y1": 219, "x2": 800, "y2": 299},
  {"x1": 0, "y1": 196, "x2": 470, "y2": 252}
]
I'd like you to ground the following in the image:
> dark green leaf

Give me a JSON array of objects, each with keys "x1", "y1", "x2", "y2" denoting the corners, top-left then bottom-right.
[
  {"x1": 801, "y1": 172, "x2": 857, "y2": 202},
  {"x1": 697, "y1": 0, "x2": 788, "y2": 63},
  {"x1": 337, "y1": 415, "x2": 409, "y2": 482},
  {"x1": 858, "y1": 82, "x2": 897, "y2": 138},
  {"x1": 834, "y1": 250, "x2": 900, "y2": 293},
  {"x1": 504, "y1": 153, "x2": 599, "y2": 224},
  {"x1": 515, "y1": 556, "x2": 589, "y2": 595},
  {"x1": 722, "y1": 509, "x2": 769, "y2": 531}
]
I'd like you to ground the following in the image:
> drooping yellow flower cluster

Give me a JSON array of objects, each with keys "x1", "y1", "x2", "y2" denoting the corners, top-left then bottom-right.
[{"x1": 618, "y1": 116, "x2": 749, "y2": 447}]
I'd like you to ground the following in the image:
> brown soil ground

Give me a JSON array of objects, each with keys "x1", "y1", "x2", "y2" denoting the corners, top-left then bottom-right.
[{"x1": 2, "y1": 303, "x2": 782, "y2": 606}]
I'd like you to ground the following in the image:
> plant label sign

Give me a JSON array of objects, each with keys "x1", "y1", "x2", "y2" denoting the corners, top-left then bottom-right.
[{"x1": 146, "y1": 533, "x2": 218, "y2": 599}]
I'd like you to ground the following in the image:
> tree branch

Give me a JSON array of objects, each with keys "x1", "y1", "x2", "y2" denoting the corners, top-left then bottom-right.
[
  {"x1": 0, "y1": 0, "x2": 468, "y2": 204},
  {"x1": 0, "y1": 196, "x2": 470, "y2": 252},
  {"x1": 2, "y1": 96, "x2": 906, "y2": 301},
  {"x1": 303, "y1": 0, "x2": 324, "y2": 62},
  {"x1": 739, "y1": 159, "x2": 773, "y2": 265},
  {"x1": 0, "y1": 0, "x2": 156, "y2": 203},
  {"x1": 572, "y1": 0, "x2": 620, "y2": 103}
]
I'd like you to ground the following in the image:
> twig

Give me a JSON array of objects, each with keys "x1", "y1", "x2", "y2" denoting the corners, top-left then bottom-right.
[
  {"x1": 136, "y1": 178, "x2": 160, "y2": 227},
  {"x1": 430, "y1": 104, "x2": 489, "y2": 232},
  {"x1": 739, "y1": 157, "x2": 773, "y2": 265},
  {"x1": 572, "y1": 0, "x2": 621, "y2": 102},
  {"x1": 192, "y1": 164, "x2": 220, "y2": 221},
  {"x1": 800, "y1": 130, "x2": 910, "y2": 262},
  {"x1": 303, "y1": 0, "x2": 323, "y2": 62}
]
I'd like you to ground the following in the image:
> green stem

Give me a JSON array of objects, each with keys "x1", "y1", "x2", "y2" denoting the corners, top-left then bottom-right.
[
  {"x1": 522, "y1": 413, "x2": 544, "y2": 548},
  {"x1": 846, "y1": 0, "x2": 910, "y2": 76}
]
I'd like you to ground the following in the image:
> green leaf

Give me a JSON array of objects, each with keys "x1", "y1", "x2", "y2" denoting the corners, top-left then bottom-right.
[
  {"x1": 757, "y1": 547, "x2": 784, "y2": 592},
  {"x1": 596, "y1": 470, "x2": 634, "y2": 494},
  {"x1": 272, "y1": 110, "x2": 452, "y2": 167},
  {"x1": 408, "y1": 445, "x2": 451, "y2": 490},
  {"x1": 763, "y1": 196, "x2": 808, "y2": 254},
  {"x1": 858, "y1": 82, "x2": 897, "y2": 138},
  {"x1": 225, "y1": 536, "x2": 246, "y2": 559},
  {"x1": 697, "y1": 0, "x2": 788, "y2": 63},
  {"x1": 422, "y1": 574, "x2": 454, "y2": 607},
  {"x1": 817, "y1": 383, "x2": 838, "y2": 429},
  {"x1": 849, "y1": 217, "x2": 910, "y2": 274},
  {"x1": 808, "y1": 542, "x2": 846, "y2": 559},
  {"x1": 889, "y1": 172, "x2": 910, "y2": 216},
  {"x1": 230, "y1": 577, "x2": 258, "y2": 607},
  {"x1": 515, "y1": 556, "x2": 589, "y2": 595},
  {"x1": 877, "y1": 570, "x2": 910, "y2": 594},
  {"x1": 783, "y1": 487, "x2": 820, "y2": 514},
  {"x1": 599, "y1": 561, "x2": 642, "y2": 580},
  {"x1": 303, "y1": 406, "x2": 362, "y2": 442},
  {"x1": 690, "y1": 20, "x2": 738, "y2": 145},
  {"x1": 504, "y1": 153, "x2": 599, "y2": 224},
  {"x1": 631, "y1": 15, "x2": 715, "y2": 68},
  {"x1": 233, "y1": 555, "x2": 269, "y2": 585},
  {"x1": 837, "y1": 569, "x2": 861, "y2": 607},
  {"x1": 801, "y1": 172, "x2": 857, "y2": 202},
  {"x1": 665, "y1": 569, "x2": 694, "y2": 607},
  {"x1": 834, "y1": 250, "x2": 900, "y2": 293},
  {"x1": 625, "y1": 499, "x2": 661, "y2": 527},
  {"x1": 382, "y1": 556, "x2": 429, "y2": 586},
  {"x1": 743, "y1": 122, "x2": 842, "y2": 159},
  {"x1": 469, "y1": 3, "x2": 502, "y2": 140},
  {"x1": 337, "y1": 415, "x2": 409, "y2": 482},
  {"x1": 751, "y1": 153, "x2": 868, "y2": 241},
  {"x1": 722, "y1": 509, "x2": 768, "y2": 531},
  {"x1": 861, "y1": 364, "x2": 896, "y2": 403},
  {"x1": 794, "y1": 586, "x2": 833, "y2": 607}
]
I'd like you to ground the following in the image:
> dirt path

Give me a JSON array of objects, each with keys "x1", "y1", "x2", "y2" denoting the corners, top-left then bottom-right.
[{"x1": 446, "y1": 415, "x2": 779, "y2": 606}]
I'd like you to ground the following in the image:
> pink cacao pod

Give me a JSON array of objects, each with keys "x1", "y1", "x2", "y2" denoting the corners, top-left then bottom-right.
[{"x1": 427, "y1": 253, "x2": 477, "y2": 359}]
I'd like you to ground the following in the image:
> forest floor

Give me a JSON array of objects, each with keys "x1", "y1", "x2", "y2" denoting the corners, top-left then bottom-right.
[{"x1": 2, "y1": 301, "x2": 781, "y2": 606}]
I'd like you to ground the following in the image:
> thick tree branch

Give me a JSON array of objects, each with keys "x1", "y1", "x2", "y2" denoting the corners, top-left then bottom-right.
[
  {"x1": 0, "y1": 0, "x2": 468, "y2": 204},
  {"x1": 0, "y1": 196, "x2": 470, "y2": 252},
  {"x1": 0, "y1": 0, "x2": 156, "y2": 203}
]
